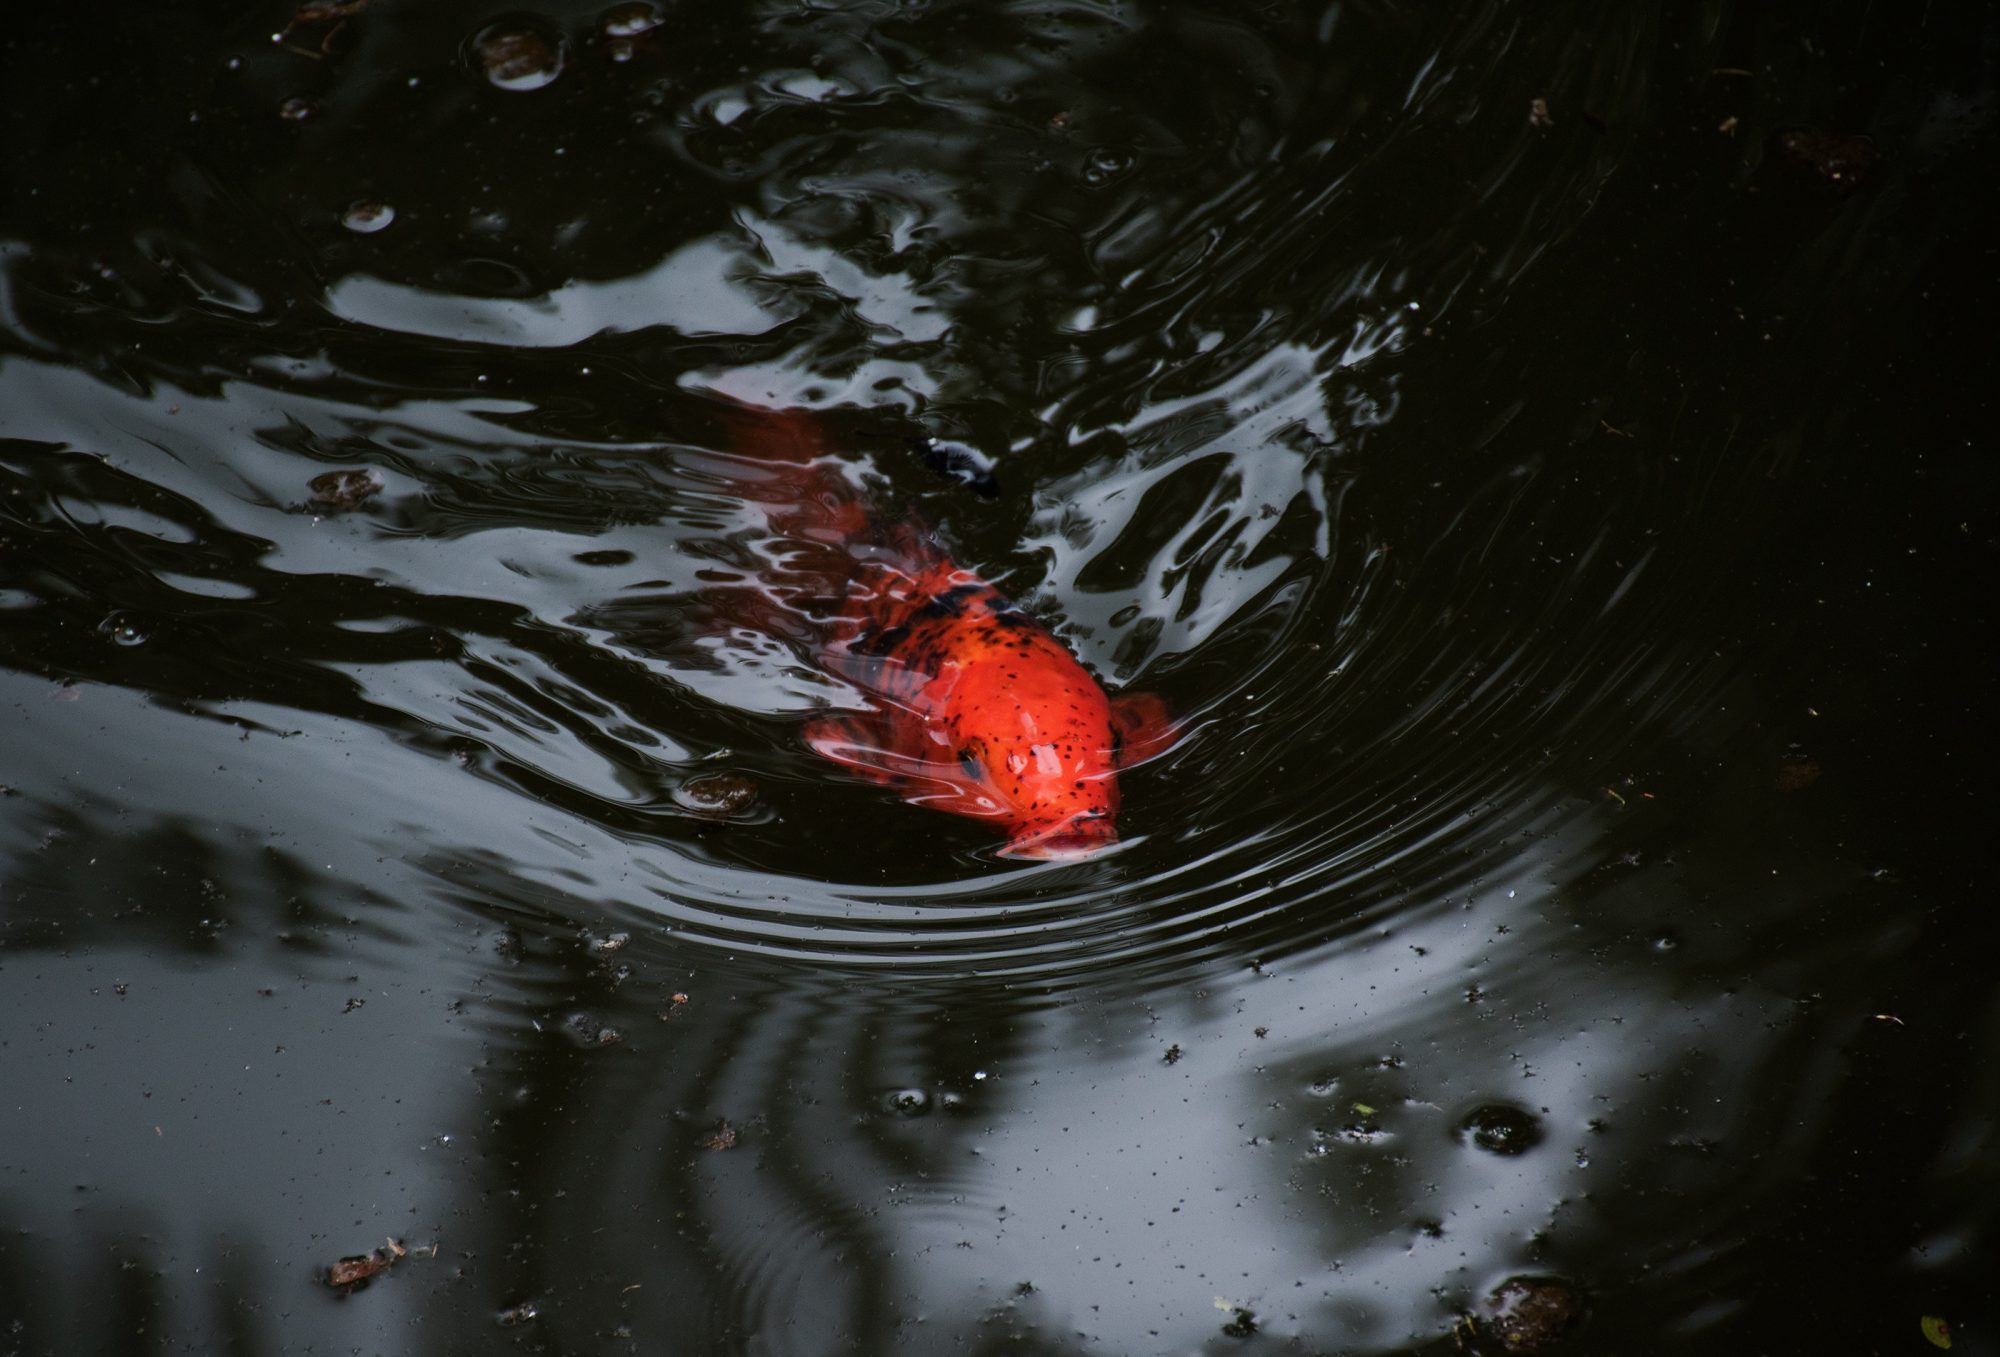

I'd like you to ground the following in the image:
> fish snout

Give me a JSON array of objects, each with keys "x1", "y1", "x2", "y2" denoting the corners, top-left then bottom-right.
[{"x1": 1000, "y1": 813, "x2": 1118, "y2": 861}]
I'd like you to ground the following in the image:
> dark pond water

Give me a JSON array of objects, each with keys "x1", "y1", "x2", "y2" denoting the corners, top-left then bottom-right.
[{"x1": 3, "y1": 0, "x2": 1997, "y2": 1351}]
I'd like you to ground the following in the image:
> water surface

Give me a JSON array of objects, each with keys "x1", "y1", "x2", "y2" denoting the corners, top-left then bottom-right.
[{"x1": 2, "y1": 0, "x2": 1996, "y2": 1351}]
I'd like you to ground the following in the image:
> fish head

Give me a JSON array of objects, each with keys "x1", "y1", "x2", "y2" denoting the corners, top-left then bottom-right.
[{"x1": 945, "y1": 661, "x2": 1124, "y2": 859}]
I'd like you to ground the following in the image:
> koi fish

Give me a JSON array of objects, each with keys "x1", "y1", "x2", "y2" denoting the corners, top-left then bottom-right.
[{"x1": 712, "y1": 403, "x2": 1176, "y2": 859}]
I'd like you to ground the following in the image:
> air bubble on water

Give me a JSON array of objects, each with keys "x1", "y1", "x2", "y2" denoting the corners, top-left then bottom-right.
[
  {"x1": 602, "y1": 2, "x2": 662, "y2": 37},
  {"x1": 1456, "y1": 1103, "x2": 1545, "y2": 1156},
  {"x1": 1081, "y1": 147, "x2": 1133, "y2": 185},
  {"x1": 279, "y1": 96, "x2": 315, "y2": 121},
  {"x1": 471, "y1": 23, "x2": 565, "y2": 92},
  {"x1": 882, "y1": 1087, "x2": 931, "y2": 1117},
  {"x1": 341, "y1": 201, "x2": 395, "y2": 234},
  {"x1": 101, "y1": 614, "x2": 149, "y2": 646}
]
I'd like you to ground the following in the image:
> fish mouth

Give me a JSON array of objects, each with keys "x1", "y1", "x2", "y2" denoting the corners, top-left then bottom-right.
[{"x1": 1001, "y1": 817, "x2": 1117, "y2": 861}]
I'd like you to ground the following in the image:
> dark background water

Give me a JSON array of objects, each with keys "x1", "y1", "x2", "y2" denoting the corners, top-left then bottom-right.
[{"x1": 2, "y1": 0, "x2": 1996, "y2": 1352}]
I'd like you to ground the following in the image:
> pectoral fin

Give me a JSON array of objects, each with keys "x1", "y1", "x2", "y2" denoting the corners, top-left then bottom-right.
[
  {"x1": 1110, "y1": 691, "x2": 1180, "y2": 768},
  {"x1": 899, "y1": 759, "x2": 1011, "y2": 820},
  {"x1": 804, "y1": 713, "x2": 1007, "y2": 819},
  {"x1": 803, "y1": 714, "x2": 913, "y2": 787}
]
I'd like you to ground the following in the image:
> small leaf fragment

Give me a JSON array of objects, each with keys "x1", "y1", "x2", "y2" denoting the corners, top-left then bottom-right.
[
  {"x1": 1921, "y1": 1315, "x2": 1952, "y2": 1349},
  {"x1": 326, "y1": 1251, "x2": 395, "y2": 1288}
]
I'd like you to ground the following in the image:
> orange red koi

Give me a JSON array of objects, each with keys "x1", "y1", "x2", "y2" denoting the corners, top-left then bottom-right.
[{"x1": 713, "y1": 403, "x2": 1175, "y2": 859}]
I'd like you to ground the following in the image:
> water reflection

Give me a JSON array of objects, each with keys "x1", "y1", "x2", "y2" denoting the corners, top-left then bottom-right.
[{"x1": 3, "y1": 0, "x2": 1996, "y2": 1351}]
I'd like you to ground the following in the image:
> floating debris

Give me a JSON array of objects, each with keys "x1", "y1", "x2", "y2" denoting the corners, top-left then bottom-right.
[
  {"x1": 327, "y1": 1251, "x2": 394, "y2": 1288},
  {"x1": 1459, "y1": 1276, "x2": 1585, "y2": 1355},
  {"x1": 674, "y1": 772, "x2": 758, "y2": 816},
  {"x1": 562, "y1": 1011, "x2": 622, "y2": 1047},
  {"x1": 1775, "y1": 756, "x2": 1822, "y2": 791},
  {"x1": 700, "y1": 1121, "x2": 738, "y2": 1150},
  {"x1": 1220, "y1": 1305, "x2": 1258, "y2": 1338},
  {"x1": 1773, "y1": 128, "x2": 1879, "y2": 196},
  {"x1": 496, "y1": 1299, "x2": 541, "y2": 1326},
  {"x1": 307, "y1": 467, "x2": 385, "y2": 511},
  {"x1": 325, "y1": 1237, "x2": 421, "y2": 1291}
]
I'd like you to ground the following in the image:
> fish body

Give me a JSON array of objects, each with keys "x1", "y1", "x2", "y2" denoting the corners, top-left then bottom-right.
[{"x1": 715, "y1": 404, "x2": 1173, "y2": 858}]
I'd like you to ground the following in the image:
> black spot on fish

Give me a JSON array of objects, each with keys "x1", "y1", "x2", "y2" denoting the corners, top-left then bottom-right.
[{"x1": 855, "y1": 623, "x2": 911, "y2": 658}]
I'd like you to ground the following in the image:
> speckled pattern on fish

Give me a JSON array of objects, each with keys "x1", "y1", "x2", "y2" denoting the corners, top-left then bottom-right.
[{"x1": 717, "y1": 403, "x2": 1176, "y2": 859}]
